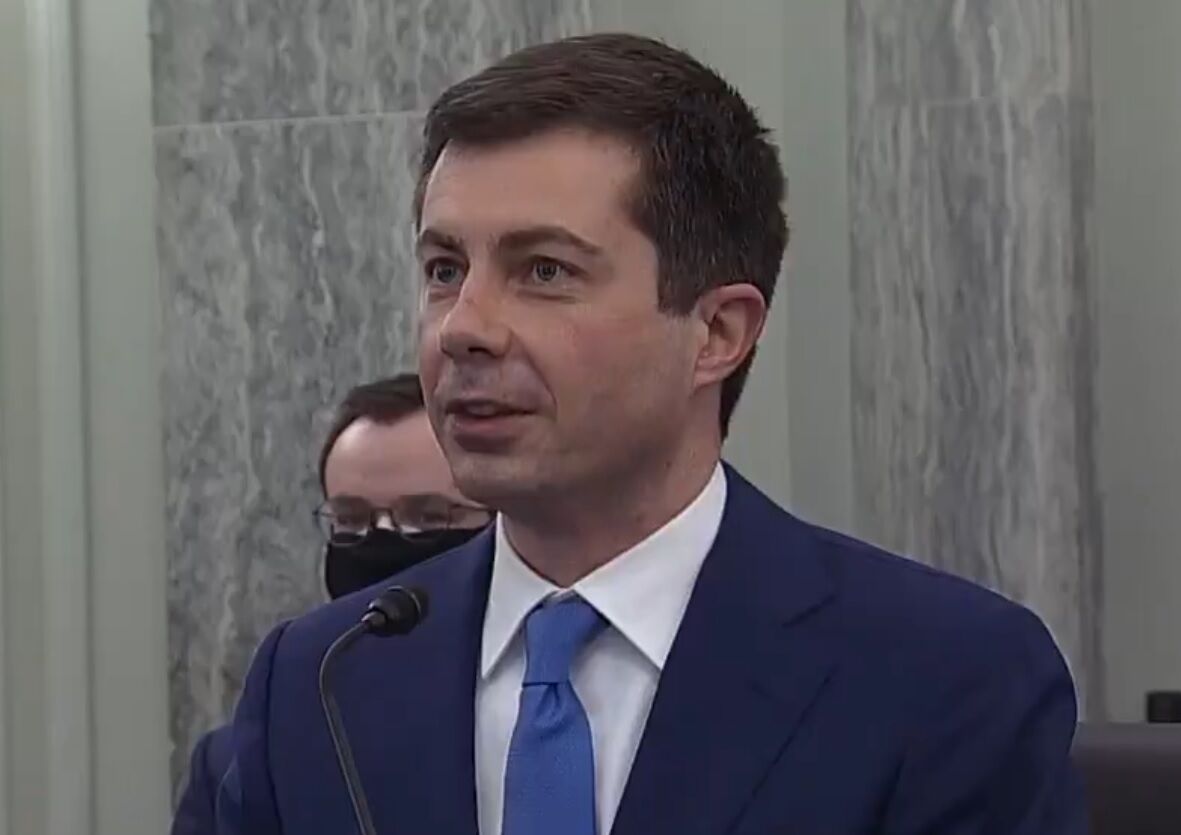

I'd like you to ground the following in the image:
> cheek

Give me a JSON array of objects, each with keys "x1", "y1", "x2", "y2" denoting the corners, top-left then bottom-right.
[
  {"x1": 519, "y1": 318, "x2": 585, "y2": 395},
  {"x1": 547, "y1": 314, "x2": 691, "y2": 412},
  {"x1": 417, "y1": 318, "x2": 442, "y2": 377},
  {"x1": 416, "y1": 305, "x2": 437, "y2": 349}
]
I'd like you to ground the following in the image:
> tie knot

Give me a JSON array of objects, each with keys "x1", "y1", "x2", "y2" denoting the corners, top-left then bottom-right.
[{"x1": 522, "y1": 596, "x2": 606, "y2": 685}]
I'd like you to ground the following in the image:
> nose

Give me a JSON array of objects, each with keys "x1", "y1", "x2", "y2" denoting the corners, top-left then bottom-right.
[{"x1": 436, "y1": 271, "x2": 512, "y2": 360}]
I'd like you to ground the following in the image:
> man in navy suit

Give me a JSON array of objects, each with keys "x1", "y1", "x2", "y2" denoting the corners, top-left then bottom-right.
[{"x1": 214, "y1": 33, "x2": 1085, "y2": 834}]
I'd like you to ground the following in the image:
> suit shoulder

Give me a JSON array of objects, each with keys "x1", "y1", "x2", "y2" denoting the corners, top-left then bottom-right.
[
  {"x1": 803, "y1": 523, "x2": 1062, "y2": 670},
  {"x1": 814, "y1": 524, "x2": 1013, "y2": 610},
  {"x1": 725, "y1": 468, "x2": 1043, "y2": 644},
  {"x1": 722, "y1": 469, "x2": 1057, "y2": 664}
]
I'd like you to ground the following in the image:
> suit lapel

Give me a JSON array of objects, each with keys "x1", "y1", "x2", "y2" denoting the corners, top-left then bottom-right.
[
  {"x1": 611, "y1": 469, "x2": 839, "y2": 835},
  {"x1": 337, "y1": 530, "x2": 494, "y2": 835}
]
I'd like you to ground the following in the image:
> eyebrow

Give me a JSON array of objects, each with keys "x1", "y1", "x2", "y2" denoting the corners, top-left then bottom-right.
[
  {"x1": 416, "y1": 224, "x2": 604, "y2": 260},
  {"x1": 415, "y1": 227, "x2": 463, "y2": 258},
  {"x1": 326, "y1": 494, "x2": 373, "y2": 509},
  {"x1": 496, "y1": 225, "x2": 604, "y2": 258}
]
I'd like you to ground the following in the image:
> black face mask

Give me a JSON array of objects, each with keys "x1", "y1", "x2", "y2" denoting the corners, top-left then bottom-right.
[{"x1": 323, "y1": 526, "x2": 485, "y2": 600}]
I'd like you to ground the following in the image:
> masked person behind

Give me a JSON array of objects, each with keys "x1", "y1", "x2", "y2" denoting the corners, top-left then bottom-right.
[
  {"x1": 171, "y1": 372, "x2": 490, "y2": 835},
  {"x1": 318, "y1": 373, "x2": 492, "y2": 596}
]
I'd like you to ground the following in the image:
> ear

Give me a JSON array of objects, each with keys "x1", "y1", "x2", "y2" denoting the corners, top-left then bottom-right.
[{"x1": 692, "y1": 283, "x2": 767, "y2": 388}]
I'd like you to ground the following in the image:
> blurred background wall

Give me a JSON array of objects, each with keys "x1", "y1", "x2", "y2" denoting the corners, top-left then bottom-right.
[
  {"x1": 1092, "y1": 0, "x2": 1181, "y2": 724},
  {"x1": 4, "y1": 1, "x2": 1181, "y2": 832}
]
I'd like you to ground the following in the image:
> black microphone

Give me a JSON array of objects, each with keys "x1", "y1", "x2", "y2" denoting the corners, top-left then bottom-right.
[{"x1": 318, "y1": 585, "x2": 430, "y2": 835}]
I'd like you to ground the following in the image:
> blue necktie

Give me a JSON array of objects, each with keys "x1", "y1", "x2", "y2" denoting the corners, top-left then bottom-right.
[{"x1": 502, "y1": 596, "x2": 607, "y2": 835}]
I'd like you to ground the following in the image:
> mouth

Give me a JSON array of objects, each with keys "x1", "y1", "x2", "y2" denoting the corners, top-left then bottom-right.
[
  {"x1": 442, "y1": 398, "x2": 534, "y2": 447},
  {"x1": 444, "y1": 398, "x2": 531, "y2": 419}
]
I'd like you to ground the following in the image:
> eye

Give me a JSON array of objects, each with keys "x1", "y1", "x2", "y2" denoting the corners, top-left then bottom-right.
[
  {"x1": 529, "y1": 258, "x2": 568, "y2": 284},
  {"x1": 332, "y1": 508, "x2": 373, "y2": 533},
  {"x1": 408, "y1": 510, "x2": 451, "y2": 527},
  {"x1": 425, "y1": 258, "x2": 465, "y2": 287}
]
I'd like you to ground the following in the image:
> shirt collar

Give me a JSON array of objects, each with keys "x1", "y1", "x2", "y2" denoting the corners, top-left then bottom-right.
[{"x1": 480, "y1": 464, "x2": 728, "y2": 678}]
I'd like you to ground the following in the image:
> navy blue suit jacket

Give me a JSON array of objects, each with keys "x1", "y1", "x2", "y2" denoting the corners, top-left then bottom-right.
[
  {"x1": 215, "y1": 467, "x2": 1085, "y2": 834},
  {"x1": 173, "y1": 724, "x2": 232, "y2": 835}
]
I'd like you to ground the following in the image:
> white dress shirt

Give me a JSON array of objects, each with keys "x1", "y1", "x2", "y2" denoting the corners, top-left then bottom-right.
[{"x1": 475, "y1": 464, "x2": 727, "y2": 835}]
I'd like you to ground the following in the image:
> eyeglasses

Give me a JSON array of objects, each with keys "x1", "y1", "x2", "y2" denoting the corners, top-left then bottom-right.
[{"x1": 313, "y1": 495, "x2": 493, "y2": 547}]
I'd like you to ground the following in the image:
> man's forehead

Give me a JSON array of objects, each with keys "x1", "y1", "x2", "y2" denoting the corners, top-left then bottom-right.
[
  {"x1": 420, "y1": 131, "x2": 640, "y2": 229},
  {"x1": 327, "y1": 415, "x2": 450, "y2": 483},
  {"x1": 333, "y1": 413, "x2": 433, "y2": 455}
]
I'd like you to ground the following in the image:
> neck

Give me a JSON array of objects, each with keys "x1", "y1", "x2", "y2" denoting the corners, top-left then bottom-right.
[{"x1": 502, "y1": 447, "x2": 720, "y2": 588}]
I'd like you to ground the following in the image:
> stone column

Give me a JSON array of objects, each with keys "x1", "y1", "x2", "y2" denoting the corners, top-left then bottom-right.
[{"x1": 847, "y1": 0, "x2": 1103, "y2": 715}]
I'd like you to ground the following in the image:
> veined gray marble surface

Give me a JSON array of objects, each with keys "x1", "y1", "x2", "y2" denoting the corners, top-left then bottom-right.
[
  {"x1": 153, "y1": 0, "x2": 596, "y2": 793},
  {"x1": 151, "y1": 0, "x2": 596, "y2": 125},
  {"x1": 157, "y1": 113, "x2": 422, "y2": 785},
  {"x1": 848, "y1": 0, "x2": 1092, "y2": 103},
  {"x1": 847, "y1": 0, "x2": 1103, "y2": 716}
]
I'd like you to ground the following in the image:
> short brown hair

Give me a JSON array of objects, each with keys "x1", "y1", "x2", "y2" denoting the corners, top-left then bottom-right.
[
  {"x1": 318, "y1": 373, "x2": 424, "y2": 492},
  {"x1": 414, "y1": 33, "x2": 788, "y2": 436}
]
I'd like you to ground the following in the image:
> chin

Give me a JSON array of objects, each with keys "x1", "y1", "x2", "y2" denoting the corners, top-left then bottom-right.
[{"x1": 449, "y1": 455, "x2": 544, "y2": 509}]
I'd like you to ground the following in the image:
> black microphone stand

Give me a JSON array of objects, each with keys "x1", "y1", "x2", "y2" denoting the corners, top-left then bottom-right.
[{"x1": 317, "y1": 586, "x2": 429, "y2": 835}]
